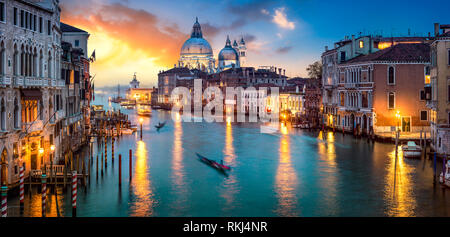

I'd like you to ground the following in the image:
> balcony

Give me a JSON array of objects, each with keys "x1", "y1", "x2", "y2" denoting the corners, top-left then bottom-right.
[
  {"x1": 67, "y1": 112, "x2": 83, "y2": 125},
  {"x1": 14, "y1": 76, "x2": 24, "y2": 87},
  {"x1": 0, "y1": 76, "x2": 12, "y2": 86},
  {"x1": 22, "y1": 120, "x2": 43, "y2": 133},
  {"x1": 24, "y1": 78, "x2": 43, "y2": 87},
  {"x1": 344, "y1": 83, "x2": 356, "y2": 89}
]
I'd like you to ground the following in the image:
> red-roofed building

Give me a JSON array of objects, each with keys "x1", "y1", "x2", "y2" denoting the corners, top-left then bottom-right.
[{"x1": 336, "y1": 43, "x2": 431, "y2": 136}]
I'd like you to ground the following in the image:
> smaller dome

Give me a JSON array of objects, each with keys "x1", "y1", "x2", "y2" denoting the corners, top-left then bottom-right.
[
  {"x1": 218, "y1": 47, "x2": 239, "y2": 61},
  {"x1": 218, "y1": 35, "x2": 239, "y2": 61}
]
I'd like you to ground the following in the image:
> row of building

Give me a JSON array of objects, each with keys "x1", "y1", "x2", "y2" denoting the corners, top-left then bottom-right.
[
  {"x1": 321, "y1": 23, "x2": 450, "y2": 155},
  {"x1": 0, "y1": 0, "x2": 92, "y2": 187},
  {"x1": 156, "y1": 18, "x2": 323, "y2": 125}
]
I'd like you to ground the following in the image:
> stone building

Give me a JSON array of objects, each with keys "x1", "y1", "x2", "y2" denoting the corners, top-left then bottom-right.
[
  {"x1": 0, "y1": 0, "x2": 65, "y2": 186},
  {"x1": 426, "y1": 23, "x2": 450, "y2": 155}
]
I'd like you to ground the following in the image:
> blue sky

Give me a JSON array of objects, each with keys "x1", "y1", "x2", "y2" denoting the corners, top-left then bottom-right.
[{"x1": 61, "y1": 0, "x2": 450, "y2": 86}]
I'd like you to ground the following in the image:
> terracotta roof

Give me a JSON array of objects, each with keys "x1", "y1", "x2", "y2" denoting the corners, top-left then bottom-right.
[{"x1": 344, "y1": 43, "x2": 430, "y2": 64}]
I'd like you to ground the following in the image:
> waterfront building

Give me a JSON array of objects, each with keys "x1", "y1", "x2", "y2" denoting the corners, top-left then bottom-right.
[
  {"x1": 336, "y1": 43, "x2": 430, "y2": 136},
  {"x1": 218, "y1": 36, "x2": 240, "y2": 71},
  {"x1": 322, "y1": 35, "x2": 429, "y2": 129},
  {"x1": 129, "y1": 73, "x2": 139, "y2": 89},
  {"x1": 426, "y1": 23, "x2": 450, "y2": 155},
  {"x1": 0, "y1": 0, "x2": 66, "y2": 186},
  {"x1": 304, "y1": 79, "x2": 322, "y2": 128},
  {"x1": 279, "y1": 89, "x2": 305, "y2": 117},
  {"x1": 60, "y1": 22, "x2": 90, "y2": 59},
  {"x1": 128, "y1": 88, "x2": 155, "y2": 105}
]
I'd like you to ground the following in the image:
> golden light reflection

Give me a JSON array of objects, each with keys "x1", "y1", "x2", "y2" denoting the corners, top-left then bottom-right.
[
  {"x1": 171, "y1": 114, "x2": 187, "y2": 213},
  {"x1": 27, "y1": 188, "x2": 64, "y2": 217},
  {"x1": 221, "y1": 122, "x2": 238, "y2": 211},
  {"x1": 384, "y1": 146, "x2": 416, "y2": 217},
  {"x1": 130, "y1": 140, "x2": 154, "y2": 216},
  {"x1": 280, "y1": 123, "x2": 288, "y2": 135},
  {"x1": 274, "y1": 133, "x2": 298, "y2": 216}
]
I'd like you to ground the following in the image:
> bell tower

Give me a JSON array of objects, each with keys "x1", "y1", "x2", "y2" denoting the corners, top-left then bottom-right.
[{"x1": 238, "y1": 36, "x2": 247, "y2": 67}]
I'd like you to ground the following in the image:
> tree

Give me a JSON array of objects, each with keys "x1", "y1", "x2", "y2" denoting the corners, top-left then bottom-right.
[{"x1": 306, "y1": 61, "x2": 322, "y2": 80}]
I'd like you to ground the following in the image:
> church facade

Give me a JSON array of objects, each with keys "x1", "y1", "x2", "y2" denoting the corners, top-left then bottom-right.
[{"x1": 178, "y1": 18, "x2": 246, "y2": 73}]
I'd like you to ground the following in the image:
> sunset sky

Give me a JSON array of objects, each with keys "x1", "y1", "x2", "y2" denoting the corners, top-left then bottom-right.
[{"x1": 60, "y1": 0, "x2": 450, "y2": 87}]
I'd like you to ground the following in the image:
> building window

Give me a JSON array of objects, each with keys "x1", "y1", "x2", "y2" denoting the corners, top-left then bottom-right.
[
  {"x1": 20, "y1": 10, "x2": 24, "y2": 27},
  {"x1": 420, "y1": 90, "x2": 426, "y2": 101},
  {"x1": 340, "y1": 51, "x2": 346, "y2": 63},
  {"x1": 420, "y1": 111, "x2": 428, "y2": 121},
  {"x1": 0, "y1": 98, "x2": 5, "y2": 131},
  {"x1": 448, "y1": 49, "x2": 450, "y2": 66},
  {"x1": 448, "y1": 84, "x2": 450, "y2": 102},
  {"x1": 359, "y1": 40, "x2": 364, "y2": 48},
  {"x1": 388, "y1": 66, "x2": 395, "y2": 85},
  {"x1": 0, "y1": 2, "x2": 4, "y2": 22},
  {"x1": 39, "y1": 17, "x2": 42, "y2": 33},
  {"x1": 47, "y1": 20, "x2": 51, "y2": 35},
  {"x1": 13, "y1": 7, "x2": 17, "y2": 25},
  {"x1": 388, "y1": 92, "x2": 395, "y2": 109},
  {"x1": 33, "y1": 15, "x2": 36, "y2": 31},
  {"x1": 75, "y1": 40, "x2": 80, "y2": 47}
]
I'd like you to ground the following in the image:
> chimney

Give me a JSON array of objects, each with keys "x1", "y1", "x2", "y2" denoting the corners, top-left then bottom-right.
[
  {"x1": 283, "y1": 69, "x2": 286, "y2": 76},
  {"x1": 435, "y1": 23, "x2": 440, "y2": 36},
  {"x1": 278, "y1": 68, "x2": 282, "y2": 78},
  {"x1": 325, "y1": 46, "x2": 328, "y2": 51}
]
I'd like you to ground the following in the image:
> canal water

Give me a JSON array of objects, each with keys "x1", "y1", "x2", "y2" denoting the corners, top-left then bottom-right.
[{"x1": 7, "y1": 92, "x2": 450, "y2": 217}]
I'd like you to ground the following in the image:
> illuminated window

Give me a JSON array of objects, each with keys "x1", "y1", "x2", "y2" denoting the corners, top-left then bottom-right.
[
  {"x1": 425, "y1": 66, "x2": 430, "y2": 84},
  {"x1": 359, "y1": 40, "x2": 364, "y2": 48}
]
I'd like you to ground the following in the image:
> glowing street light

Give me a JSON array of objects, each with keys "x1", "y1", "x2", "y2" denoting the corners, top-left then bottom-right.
[
  {"x1": 50, "y1": 145, "x2": 55, "y2": 152},
  {"x1": 39, "y1": 148, "x2": 44, "y2": 154}
]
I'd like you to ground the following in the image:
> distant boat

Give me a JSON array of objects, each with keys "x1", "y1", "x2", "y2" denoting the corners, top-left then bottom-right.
[
  {"x1": 402, "y1": 141, "x2": 422, "y2": 158},
  {"x1": 120, "y1": 100, "x2": 136, "y2": 107},
  {"x1": 196, "y1": 153, "x2": 231, "y2": 171},
  {"x1": 137, "y1": 104, "x2": 151, "y2": 116},
  {"x1": 155, "y1": 121, "x2": 166, "y2": 130}
]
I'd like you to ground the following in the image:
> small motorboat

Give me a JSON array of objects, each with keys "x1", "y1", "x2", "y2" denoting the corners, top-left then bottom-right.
[
  {"x1": 402, "y1": 141, "x2": 422, "y2": 158},
  {"x1": 155, "y1": 121, "x2": 166, "y2": 130},
  {"x1": 196, "y1": 153, "x2": 231, "y2": 171},
  {"x1": 440, "y1": 160, "x2": 450, "y2": 187}
]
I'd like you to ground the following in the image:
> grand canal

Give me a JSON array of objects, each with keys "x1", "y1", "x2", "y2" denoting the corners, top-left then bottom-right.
[{"x1": 7, "y1": 93, "x2": 450, "y2": 217}]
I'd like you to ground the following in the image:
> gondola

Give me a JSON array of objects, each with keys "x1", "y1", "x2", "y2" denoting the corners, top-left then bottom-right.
[
  {"x1": 155, "y1": 121, "x2": 166, "y2": 130},
  {"x1": 196, "y1": 153, "x2": 231, "y2": 171}
]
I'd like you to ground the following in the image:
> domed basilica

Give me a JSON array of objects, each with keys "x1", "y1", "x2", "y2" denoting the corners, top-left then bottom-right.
[{"x1": 178, "y1": 18, "x2": 247, "y2": 74}]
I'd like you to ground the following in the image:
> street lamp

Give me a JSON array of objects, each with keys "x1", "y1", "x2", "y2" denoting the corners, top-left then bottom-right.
[{"x1": 139, "y1": 118, "x2": 144, "y2": 140}]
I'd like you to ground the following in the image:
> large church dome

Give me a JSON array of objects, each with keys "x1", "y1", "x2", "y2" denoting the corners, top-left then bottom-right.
[
  {"x1": 180, "y1": 38, "x2": 213, "y2": 56},
  {"x1": 180, "y1": 17, "x2": 213, "y2": 56}
]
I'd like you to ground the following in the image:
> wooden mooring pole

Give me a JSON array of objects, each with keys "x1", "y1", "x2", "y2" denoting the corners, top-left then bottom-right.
[{"x1": 129, "y1": 149, "x2": 132, "y2": 181}]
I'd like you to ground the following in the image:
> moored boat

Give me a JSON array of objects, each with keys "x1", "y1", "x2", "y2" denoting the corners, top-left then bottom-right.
[
  {"x1": 137, "y1": 104, "x2": 152, "y2": 116},
  {"x1": 402, "y1": 141, "x2": 422, "y2": 158},
  {"x1": 260, "y1": 124, "x2": 278, "y2": 134}
]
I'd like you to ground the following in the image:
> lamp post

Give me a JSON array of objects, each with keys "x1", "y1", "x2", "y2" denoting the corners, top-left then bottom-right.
[
  {"x1": 39, "y1": 147, "x2": 44, "y2": 174},
  {"x1": 139, "y1": 118, "x2": 143, "y2": 140}
]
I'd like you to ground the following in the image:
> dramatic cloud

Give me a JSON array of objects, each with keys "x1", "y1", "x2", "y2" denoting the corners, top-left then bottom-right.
[
  {"x1": 272, "y1": 8, "x2": 295, "y2": 30},
  {"x1": 276, "y1": 46, "x2": 293, "y2": 54}
]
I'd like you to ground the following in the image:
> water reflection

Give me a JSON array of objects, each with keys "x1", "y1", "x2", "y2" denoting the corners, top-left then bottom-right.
[
  {"x1": 171, "y1": 113, "x2": 187, "y2": 214},
  {"x1": 317, "y1": 131, "x2": 338, "y2": 214},
  {"x1": 221, "y1": 122, "x2": 238, "y2": 213},
  {"x1": 27, "y1": 187, "x2": 64, "y2": 217},
  {"x1": 130, "y1": 140, "x2": 154, "y2": 216},
  {"x1": 274, "y1": 125, "x2": 299, "y2": 216},
  {"x1": 384, "y1": 146, "x2": 416, "y2": 217}
]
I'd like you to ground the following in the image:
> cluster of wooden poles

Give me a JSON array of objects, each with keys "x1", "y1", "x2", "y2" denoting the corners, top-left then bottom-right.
[{"x1": 0, "y1": 135, "x2": 134, "y2": 217}]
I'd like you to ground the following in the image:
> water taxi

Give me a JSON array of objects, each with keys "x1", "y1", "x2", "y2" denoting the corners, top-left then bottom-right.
[{"x1": 137, "y1": 104, "x2": 152, "y2": 116}]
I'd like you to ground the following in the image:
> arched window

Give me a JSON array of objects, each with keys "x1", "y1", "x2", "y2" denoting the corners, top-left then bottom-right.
[
  {"x1": 0, "y1": 98, "x2": 5, "y2": 131},
  {"x1": 388, "y1": 66, "x2": 395, "y2": 85},
  {"x1": 39, "y1": 99, "x2": 43, "y2": 120},
  {"x1": 14, "y1": 98, "x2": 19, "y2": 129},
  {"x1": 39, "y1": 50, "x2": 43, "y2": 78}
]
